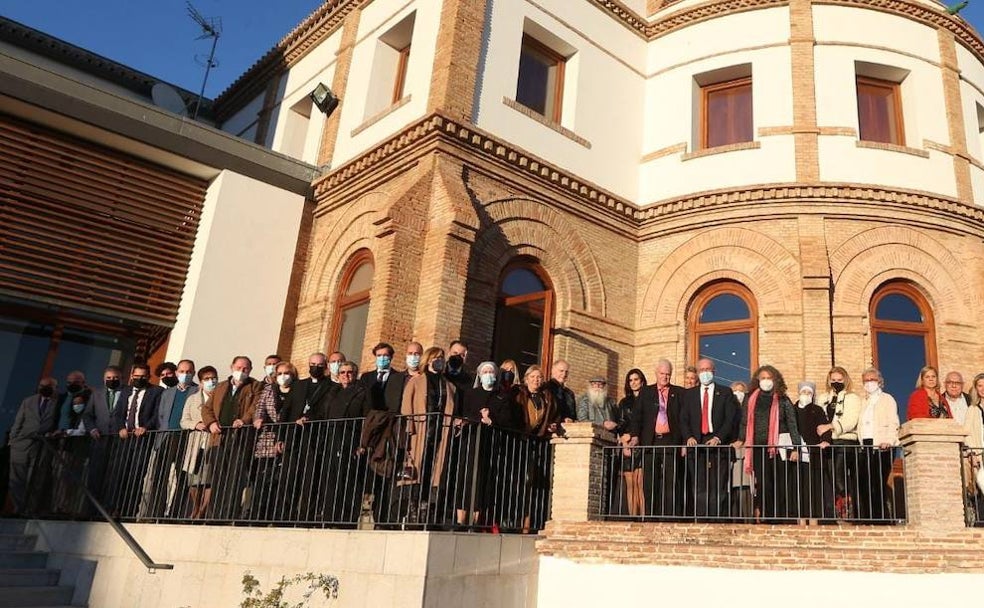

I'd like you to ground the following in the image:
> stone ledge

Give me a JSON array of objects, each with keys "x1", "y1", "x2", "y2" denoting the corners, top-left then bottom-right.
[
  {"x1": 856, "y1": 140, "x2": 931, "y2": 158},
  {"x1": 682, "y1": 140, "x2": 761, "y2": 161},
  {"x1": 350, "y1": 95, "x2": 413, "y2": 138},
  {"x1": 501, "y1": 97, "x2": 592, "y2": 149}
]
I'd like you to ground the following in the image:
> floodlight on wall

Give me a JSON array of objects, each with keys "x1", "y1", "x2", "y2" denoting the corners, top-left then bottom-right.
[{"x1": 310, "y1": 83, "x2": 340, "y2": 117}]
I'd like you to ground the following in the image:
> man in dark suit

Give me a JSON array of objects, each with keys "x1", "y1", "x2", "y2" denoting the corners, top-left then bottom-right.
[
  {"x1": 108, "y1": 363, "x2": 163, "y2": 517},
  {"x1": 360, "y1": 342, "x2": 407, "y2": 414},
  {"x1": 8, "y1": 378, "x2": 59, "y2": 514},
  {"x1": 629, "y1": 359, "x2": 684, "y2": 518},
  {"x1": 82, "y1": 366, "x2": 123, "y2": 510},
  {"x1": 285, "y1": 353, "x2": 337, "y2": 422},
  {"x1": 679, "y1": 357, "x2": 739, "y2": 519}
]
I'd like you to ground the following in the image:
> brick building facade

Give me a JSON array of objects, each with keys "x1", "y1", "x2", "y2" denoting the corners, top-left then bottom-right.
[{"x1": 213, "y1": 0, "x2": 984, "y2": 404}]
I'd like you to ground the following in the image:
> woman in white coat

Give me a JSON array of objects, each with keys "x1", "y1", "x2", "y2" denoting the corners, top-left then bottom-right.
[
  {"x1": 857, "y1": 367, "x2": 900, "y2": 522},
  {"x1": 180, "y1": 366, "x2": 218, "y2": 519}
]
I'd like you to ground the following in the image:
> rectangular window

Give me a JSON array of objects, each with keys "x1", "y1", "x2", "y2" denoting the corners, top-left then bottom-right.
[
  {"x1": 392, "y1": 45, "x2": 411, "y2": 104},
  {"x1": 701, "y1": 77, "x2": 753, "y2": 149},
  {"x1": 516, "y1": 35, "x2": 565, "y2": 122},
  {"x1": 857, "y1": 76, "x2": 904, "y2": 145}
]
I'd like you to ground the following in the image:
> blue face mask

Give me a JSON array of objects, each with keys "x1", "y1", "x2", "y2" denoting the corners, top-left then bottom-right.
[
  {"x1": 480, "y1": 373, "x2": 496, "y2": 390},
  {"x1": 328, "y1": 361, "x2": 341, "y2": 377},
  {"x1": 203, "y1": 378, "x2": 218, "y2": 392},
  {"x1": 376, "y1": 355, "x2": 392, "y2": 371},
  {"x1": 406, "y1": 354, "x2": 421, "y2": 369}
]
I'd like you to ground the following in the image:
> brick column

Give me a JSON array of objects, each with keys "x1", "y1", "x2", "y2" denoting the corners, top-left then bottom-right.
[
  {"x1": 549, "y1": 423, "x2": 616, "y2": 522},
  {"x1": 316, "y1": 8, "x2": 362, "y2": 167},
  {"x1": 900, "y1": 418, "x2": 968, "y2": 530}
]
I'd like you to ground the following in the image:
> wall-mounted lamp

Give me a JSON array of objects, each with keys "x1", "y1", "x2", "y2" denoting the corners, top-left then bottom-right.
[{"x1": 310, "y1": 83, "x2": 340, "y2": 117}]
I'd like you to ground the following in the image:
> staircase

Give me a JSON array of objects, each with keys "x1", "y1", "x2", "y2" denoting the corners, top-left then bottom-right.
[{"x1": 0, "y1": 520, "x2": 78, "y2": 608}]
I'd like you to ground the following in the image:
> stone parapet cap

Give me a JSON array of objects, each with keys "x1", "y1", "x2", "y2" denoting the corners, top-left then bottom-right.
[
  {"x1": 900, "y1": 418, "x2": 969, "y2": 445},
  {"x1": 550, "y1": 422, "x2": 617, "y2": 446}
]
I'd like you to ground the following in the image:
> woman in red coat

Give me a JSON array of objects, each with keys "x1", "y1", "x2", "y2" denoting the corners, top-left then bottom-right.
[{"x1": 906, "y1": 366, "x2": 951, "y2": 420}]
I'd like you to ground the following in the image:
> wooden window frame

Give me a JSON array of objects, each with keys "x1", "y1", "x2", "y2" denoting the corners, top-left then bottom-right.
[
  {"x1": 392, "y1": 44, "x2": 411, "y2": 104},
  {"x1": 517, "y1": 34, "x2": 566, "y2": 123},
  {"x1": 494, "y1": 260, "x2": 555, "y2": 369},
  {"x1": 869, "y1": 281, "x2": 936, "y2": 371},
  {"x1": 856, "y1": 76, "x2": 905, "y2": 146},
  {"x1": 700, "y1": 76, "x2": 753, "y2": 150},
  {"x1": 688, "y1": 281, "x2": 759, "y2": 375},
  {"x1": 329, "y1": 249, "x2": 374, "y2": 354}
]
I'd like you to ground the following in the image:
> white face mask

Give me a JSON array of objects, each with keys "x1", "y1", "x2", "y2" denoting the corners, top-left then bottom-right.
[
  {"x1": 698, "y1": 371, "x2": 714, "y2": 386},
  {"x1": 759, "y1": 378, "x2": 774, "y2": 392},
  {"x1": 276, "y1": 374, "x2": 292, "y2": 387},
  {"x1": 798, "y1": 394, "x2": 812, "y2": 407},
  {"x1": 734, "y1": 391, "x2": 745, "y2": 404},
  {"x1": 264, "y1": 364, "x2": 277, "y2": 377},
  {"x1": 480, "y1": 373, "x2": 496, "y2": 390},
  {"x1": 231, "y1": 370, "x2": 247, "y2": 383},
  {"x1": 864, "y1": 381, "x2": 880, "y2": 395}
]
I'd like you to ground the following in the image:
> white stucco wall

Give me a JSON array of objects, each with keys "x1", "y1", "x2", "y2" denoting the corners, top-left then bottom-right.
[
  {"x1": 640, "y1": 9, "x2": 795, "y2": 202},
  {"x1": 165, "y1": 170, "x2": 305, "y2": 372},
  {"x1": 537, "y1": 557, "x2": 984, "y2": 607},
  {"x1": 221, "y1": 93, "x2": 266, "y2": 140},
  {"x1": 330, "y1": 0, "x2": 440, "y2": 168},
  {"x1": 474, "y1": 0, "x2": 647, "y2": 200}
]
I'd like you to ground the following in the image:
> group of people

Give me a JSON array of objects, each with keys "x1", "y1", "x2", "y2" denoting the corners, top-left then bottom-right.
[{"x1": 7, "y1": 339, "x2": 984, "y2": 529}]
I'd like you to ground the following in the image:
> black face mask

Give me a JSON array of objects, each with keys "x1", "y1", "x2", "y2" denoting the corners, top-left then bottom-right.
[
  {"x1": 831, "y1": 382, "x2": 846, "y2": 394},
  {"x1": 39, "y1": 385, "x2": 54, "y2": 398},
  {"x1": 132, "y1": 377, "x2": 149, "y2": 390},
  {"x1": 105, "y1": 379, "x2": 121, "y2": 391},
  {"x1": 161, "y1": 376, "x2": 179, "y2": 388},
  {"x1": 500, "y1": 370, "x2": 516, "y2": 386},
  {"x1": 447, "y1": 355, "x2": 463, "y2": 374},
  {"x1": 67, "y1": 382, "x2": 84, "y2": 393},
  {"x1": 309, "y1": 365, "x2": 326, "y2": 379}
]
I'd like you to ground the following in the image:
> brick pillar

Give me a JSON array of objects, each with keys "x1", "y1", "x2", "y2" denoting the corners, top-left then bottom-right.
[
  {"x1": 316, "y1": 8, "x2": 362, "y2": 167},
  {"x1": 549, "y1": 423, "x2": 616, "y2": 522},
  {"x1": 938, "y1": 28, "x2": 974, "y2": 204},
  {"x1": 900, "y1": 418, "x2": 968, "y2": 530}
]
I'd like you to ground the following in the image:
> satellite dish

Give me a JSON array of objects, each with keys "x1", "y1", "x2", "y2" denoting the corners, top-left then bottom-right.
[{"x1": 151, "y1": 83, "x2": 189, "y2": 117}]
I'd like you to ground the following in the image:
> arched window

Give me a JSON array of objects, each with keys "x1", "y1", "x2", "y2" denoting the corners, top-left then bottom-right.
[
  {"x1": 331, "y1": 250, "x2": 374, "y2": 361},
  {"x1": 689, "y1": 281, "x2": 758, "y2": 386},
  {"x1": 492, "y1": 260, "x2": 554, "y2": 374},
  {"x1": 870, "y1": 281, "x2": 936, "y2": 421}
]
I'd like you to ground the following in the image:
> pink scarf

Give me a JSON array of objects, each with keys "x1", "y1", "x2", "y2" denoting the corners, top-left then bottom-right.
[{"x1": 744, "y1": 388, "x2": 780, "y2": 474}]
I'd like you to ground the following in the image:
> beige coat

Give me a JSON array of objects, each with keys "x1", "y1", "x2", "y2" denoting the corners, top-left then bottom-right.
[
  {"x1": 859, "y1": 391, "x2": 900, "y2": 447},
  {"x1": 400, "y1": 373, "x2": 456, "y2": 488},
  {"x1": 964, "y1": 402, "x2": 984, "y2": 449},
  {"x1": 819, "y1": 390, "x2": 861, "y2": 442},
  {"x1": 179, "y1": 389, "x2": 211, "y2": 482}
]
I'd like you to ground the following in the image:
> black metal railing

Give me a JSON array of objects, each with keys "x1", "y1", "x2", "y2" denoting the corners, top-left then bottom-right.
[
  {"x1": 23, "y1": 413, "x2": 552, "y2": 533},
  {"x1": 961, "y1": 446, "x2": 984, "y2": 527},
  {"x1": 599, "y1": 443, "x2": 906, "y2": 524}
]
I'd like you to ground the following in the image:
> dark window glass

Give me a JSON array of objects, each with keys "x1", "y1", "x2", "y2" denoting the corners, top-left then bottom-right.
[
  {"x1": 876, "y1": 332, "x2": 927, "y2": 421},
  {"x1": 0, "y1": 317, "x2": 51, "y2": 440},
  {"x1": 874, "y1": 293, "x2": 922, "y2": 323},
  {"x1": 494, "y1": 298, "x2": 546, "y2": 375},
  {"x1": 501, "y1": 268, "x2": 546, "y2": 297},
  {"x1": 699, "y1": 293, "x2": 751, "y2": 323},
  {"x1": 697, "y1": 331, "x2": 752, "y2": 387},
  {"x1": 516, "y1": 36, "x2": 563, "y2": 121}
]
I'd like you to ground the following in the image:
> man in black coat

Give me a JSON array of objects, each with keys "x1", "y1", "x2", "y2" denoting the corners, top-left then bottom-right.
[
  {"x1": 359, "y1": 342, "x2": 407, "y2": 414},
  {"x1": 629, "y1": 359, "x2": 684, "y2": 518},
  {"x1": 679, "y1": 357, "x2": 739, "y2": 519},
  {"x1": 108, "y1": 363, "x2": 163, "y2": 517}
]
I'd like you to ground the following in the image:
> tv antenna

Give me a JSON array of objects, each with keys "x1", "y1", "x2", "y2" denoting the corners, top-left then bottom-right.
[{"x1": 186, "y1": 1, "x2": 221, "y2": 119}]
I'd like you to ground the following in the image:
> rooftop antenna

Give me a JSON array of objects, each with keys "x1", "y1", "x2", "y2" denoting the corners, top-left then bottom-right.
[{"x1": 186, "y1": 1, "x2": 221, "y2": 119}]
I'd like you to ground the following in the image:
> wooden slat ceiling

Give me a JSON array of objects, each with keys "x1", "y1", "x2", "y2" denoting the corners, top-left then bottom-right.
[{"x1": 0, "y1": 114, "x2": 208, "y2": 327}]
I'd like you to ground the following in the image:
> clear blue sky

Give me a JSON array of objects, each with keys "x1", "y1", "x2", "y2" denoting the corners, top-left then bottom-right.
[
  {"x1": 3, "y1": 0, "x2": 322, "y2": 98},
  {"x1": 5, "y1": 1, "x2": 984, "y2": 99}
]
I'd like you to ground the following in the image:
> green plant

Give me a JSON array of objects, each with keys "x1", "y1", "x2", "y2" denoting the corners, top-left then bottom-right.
[{"x1": 240, "y1": 571, "x2": 339, "y2": 608}]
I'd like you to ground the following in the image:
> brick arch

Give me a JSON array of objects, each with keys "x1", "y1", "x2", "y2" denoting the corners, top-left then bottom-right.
[
  {"x1": 469, "y1": 198, "x2": 606, "y2": 316},
  {"x1": 832, "y1": 246, "x2": 967, "y2": 324},
  {"x1": 300, "y1": 191, "x2": 388, "y2": 304},
  {"x1": 639, "y1": 227, "x2": 801, "y2": 327}
]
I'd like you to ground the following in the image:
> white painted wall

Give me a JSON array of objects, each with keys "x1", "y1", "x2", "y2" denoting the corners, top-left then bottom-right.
[
  {"x1": 166, "y1": 170, "x2": 305, "y2": 372},
  {"x1": 640, "y1": 10, "x2": 794, "y2": 202},
  {"x1": 221, "y1": 93, "x2": 266, "y2": 140},
  {"x1": 331, "y1": 0, "x2": 440, "y2": 168},
  {"x1": 474, "y1": 0, "x2": 647, "y2": 200},
  {"x1": 538, "y1": 557, "x2": 984, "y2": 607},
  {"x1": 29, "y1": 521, "x2": 538, "y2": 608}
]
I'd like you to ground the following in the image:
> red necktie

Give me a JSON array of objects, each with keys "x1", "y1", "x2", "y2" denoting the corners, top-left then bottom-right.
[{"x1": 701, "y1": 387, "x2": 710, "y2": 435}]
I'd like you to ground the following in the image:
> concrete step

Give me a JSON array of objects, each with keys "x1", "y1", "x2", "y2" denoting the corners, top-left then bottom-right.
[
  {"x1": 0, "y1": 552, "x2": 47, "y2": 569},
  {"x1": 0, "y1": 535, "x2": 37, "y2": 552},
  {"x1": 0, "y1": 521, "x2": 27, "y2": 535},
  {"x1": 0, "y1": 569, "x2": 61, "y2": 587},
  {"x1": 0, "y1": 586, "x2": 74, "y2": 607}
]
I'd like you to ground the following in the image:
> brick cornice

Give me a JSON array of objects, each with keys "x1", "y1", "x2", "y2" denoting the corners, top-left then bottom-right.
[{"x1": 313, "y1": 112, "x2": 984, "y2": 238}]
